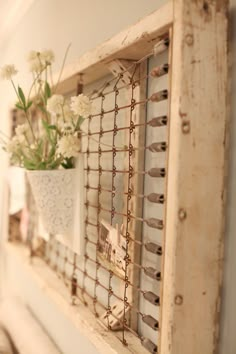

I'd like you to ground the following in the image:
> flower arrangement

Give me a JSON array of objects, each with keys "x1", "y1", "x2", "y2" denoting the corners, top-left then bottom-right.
[{"x1": 0, "y1": 49, "x2": 91, "y2": 170}]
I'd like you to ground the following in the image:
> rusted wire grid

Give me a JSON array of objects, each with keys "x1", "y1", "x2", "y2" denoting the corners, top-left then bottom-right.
[
  {"x1": 72, "y1": 282, "x2": 142, "y2": 341},
  {"x1": 89, "y1": 63, "x2": 169, "y2": 102},
  {"x1": 82, "y1": 90, "x2": 168, "y2": 126},
  {"x1": 85, "y1": 203, "x2": 164, "y2": 229},
  {"x1": 84, "y1": 141, "x2": 167, "y2": 155},
  {"x1": 82, "y1": 116, "x2": 167, "y2": 146},
  {"x1": 65, "y1": 255, "x2": 160, "y2": 332},
  {"x1": 85, "y1": 184, "x2": 165, "y2": 205},
  {"x1": 106, "y1": 80, "x2": 121, "y2": 328},
  {"x1": 45, "y1": 237, "x2": 160, "y2": 309},
  {"x1": 44, "y1": 240, "x2": 160, "y2": 332},
  {"x1": 85, "y1": 233, "x2": 162, "y2": 256},
  {"x1": 80, "y1": 114, "x2": 167, "y2": 157},
  {"x1": 84, "y1": 94, "x2": 164, "y2": 331},
  {"x1": 83, "y1": 236, "x2": 161, "y2": 294},
  {"x1": 86, "y1": 220, "x2": 163, "y2": 249},
  {"x1": 82, "y1": 114, "x2": 92, "y2": 307},
  {"x1": 83, "y1": 66, "x2": 166, "y2": 341},
  {"x1": 92, "y1": 92, "x2": 105, "y2": 318},
  {"x1": 84, "y1": 167, "x2": 166, "y2": 178},
  {"x1": 121, "y1": 68, "x2": 137, "y2": 345},
  {"x1": 88, "y1": 37, "x2": 169, "y2": 100},
  {"x1": 43, "y1": 245, "x2": 155, "y2": 344}
]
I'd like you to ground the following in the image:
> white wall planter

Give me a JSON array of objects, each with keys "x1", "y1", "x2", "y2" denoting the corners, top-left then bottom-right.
[{"x1": 26, "y1": 156, "x2": 84, "y2": 255}]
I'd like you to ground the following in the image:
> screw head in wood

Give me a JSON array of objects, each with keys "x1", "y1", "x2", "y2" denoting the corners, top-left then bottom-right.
[
  {"x1": 178, "y1": 208, "x2": 187, "y2": 221},
  {"x1": 182, "y1": 120, "x2": 190, "y2": 134},
  {"x1": 175, "y1": 295, "x2": 183, "y2": 305}
]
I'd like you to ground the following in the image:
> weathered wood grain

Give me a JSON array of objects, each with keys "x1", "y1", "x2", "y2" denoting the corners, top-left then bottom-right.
[{"x1": 160, "y1": 1, "x2": 229, "y2": 354}]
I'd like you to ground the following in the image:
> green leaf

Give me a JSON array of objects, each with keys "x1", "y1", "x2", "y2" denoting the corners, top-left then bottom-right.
[
  {"x1": 36, "y1": 161, "x2": 47, "y2": 170},
  {"x1": 37, "y1": 139, "x2": 44, "y2": 156},
  {"x1": 45, "y1": 82, "x2": 51, "y2": 99},
  {"x1": 36, "y1": 104, "x2": 47, "y2": 114},
  {"x1": 42, "y1": 119, "x2": 54, "y2": 144},
  {"x1": 42, "y1": 119, "x2": 50, "y2": 131},
  {"x1": 61, "y1": 157, "x2": 74, "y2": 169},
  {"x1": 48, "y1": 157, "x2": 62, "y2": 170},
  {"x1": 18, "y1": 86, "x2": 26, "y2": 107},
  {"x1": 15, "y1": 102, "x2": 24, "y2": 110},
  {"x1": 75, "y1": 116, "x2": 85, "y2": 130},
  {"x1": 27, "y1": 101, "x2": 33, "y2": 109},
  {"x1": 48, "y1": 145, "x2": 56, "y2": 158},
  {"x1": 23, "y1": 158, "x2": 37, "y2": 170},
  {"x1": 42, "y1": 119, "x2": 50, "y2": 135},
  {"x1": 48, "y1": 125, "x2": 57, "y2": 130}
]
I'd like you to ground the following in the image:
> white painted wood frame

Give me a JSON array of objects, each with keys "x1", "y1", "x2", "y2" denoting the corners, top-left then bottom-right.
[{"x1": 160, "y1": 1, "x2": 229, "y2": 354}]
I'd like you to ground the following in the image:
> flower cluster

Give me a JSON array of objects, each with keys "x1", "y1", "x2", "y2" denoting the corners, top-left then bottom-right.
[
  {"x1": 47, "y1": 94, "x2": 65, "y2": 115},
  {"x1": 46, "y1": 93, "x2": 91, "y2": 159},
  {"x1": 57, "y1": 134, "x2": 81, "y2": 158},
  {"x1": 0, "y1": 49, "x2": 91, "y2": 170},
  {"x1": 70, "y1": 94, "x2": 92, "y2": 118},
  {"x1": 0, "y1": 65, "x2": 17, "y2": 80},
  {"x1": 27, "y1": 49, "x2": 55, "y2": 73}
]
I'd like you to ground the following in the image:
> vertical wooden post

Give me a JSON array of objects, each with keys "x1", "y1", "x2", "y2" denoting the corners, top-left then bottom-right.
[{"x1": 160, "y1": 1, "x2": 228, "y2": 354}]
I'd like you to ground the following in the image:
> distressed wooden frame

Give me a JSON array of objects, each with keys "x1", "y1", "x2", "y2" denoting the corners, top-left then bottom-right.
[
  {"x1": 3, "y1": 1, "x2": 229, "y2": 353},
  {"x1": 160, "y1": 1, "x2": 229, "y2": 354}
]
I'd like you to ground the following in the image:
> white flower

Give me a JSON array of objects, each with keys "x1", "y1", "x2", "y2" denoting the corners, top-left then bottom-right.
[
  {"x1": 17, "y1": 134, "x2": 26, "y2": 144},
  {"x1": 29, "y1": 60, "x2": 44, "y2": 73},
  {"x1": 0, "y1": 65, "x2": 18, "y2": 80},
  {"x1": 55, "y1": 104, "x2": 74, "y2": 129},
  {"x1": 27, "y1": 49, "x2": 54, "y2": 72},
  {"x1": 15, "y1": 123, "x2": 28, "y2": 136},
  {"x1": 57, "y1": 135, "x2": 80, "y2": 158},
  {"x1": 47, "y1": 94, "x2": 64, "y2": 115},
  {"x1": 62, "y1": 103, "x2": 74, "y2": 121},
  {"x1": 6, "y1": 136, "x2": 21, "y2": 153},
  {"x1": 27, "y1": 50, "x2": 39, "y2": 62},
  {"x1": 70, "y1": 94, "x2": 91, "y2": 118},
  {"x1": 41, "y1": 50, "x2": 55, "y2": 64},
  {"x1": 27, "y1": 51, "x2": 44, "y2": 73}
]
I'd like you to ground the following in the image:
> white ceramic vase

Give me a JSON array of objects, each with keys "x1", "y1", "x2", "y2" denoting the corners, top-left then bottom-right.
[{"x1": 27, "y1": 168, "x2": 80, "y2": 236}]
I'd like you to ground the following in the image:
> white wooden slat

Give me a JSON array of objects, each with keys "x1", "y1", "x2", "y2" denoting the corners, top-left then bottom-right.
[{"x1": 160, "y1": 1, "x2": 229, "y2": 353}]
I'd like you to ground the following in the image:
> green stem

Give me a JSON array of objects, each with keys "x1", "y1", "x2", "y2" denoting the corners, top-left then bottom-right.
[
  {"x1": 49, "y1": 65, "x2": 54, "y2": 89},
  {"x1": 24, "y1": 109, "x2": 36, "y2": 142},
  {"x1": 27, "y1": 66, "x2": 47, "y2": 101},
  {"x1": 10, "y1": 79, "x2": 20, "y2": 101}
]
